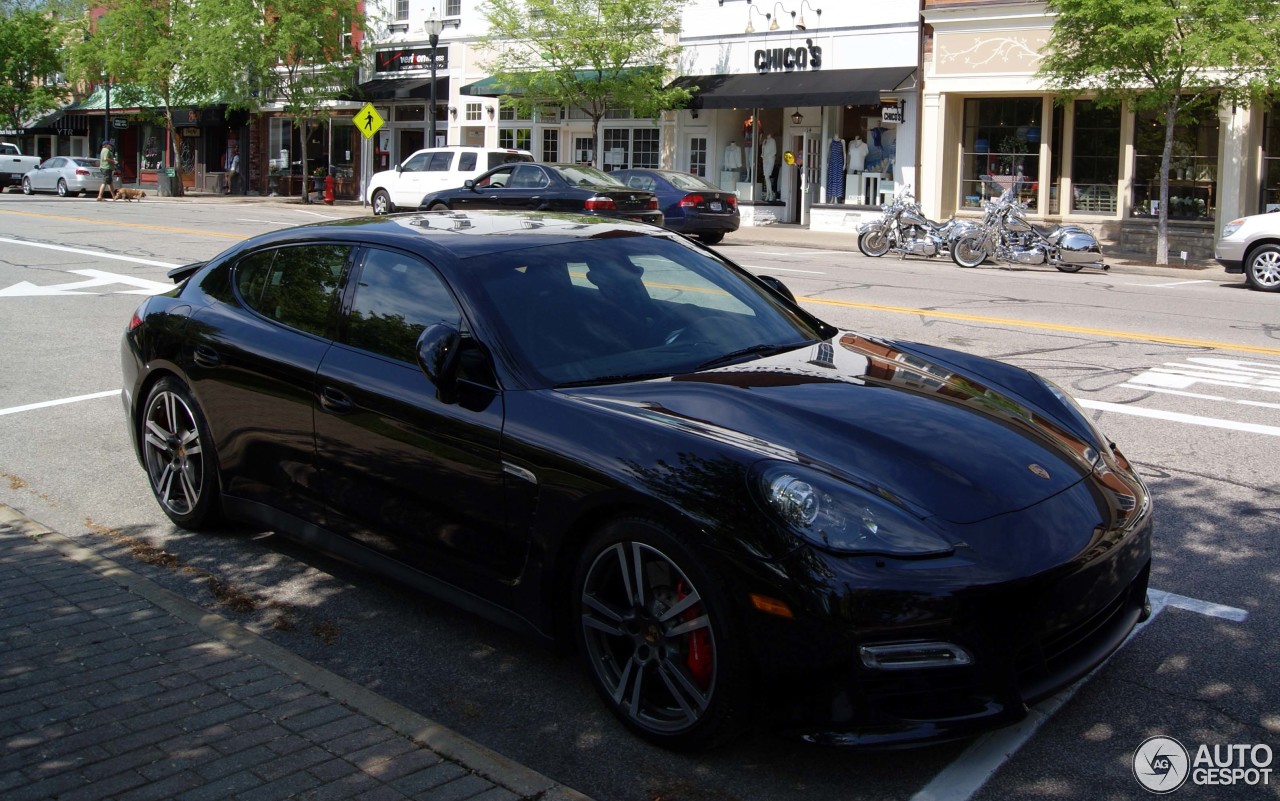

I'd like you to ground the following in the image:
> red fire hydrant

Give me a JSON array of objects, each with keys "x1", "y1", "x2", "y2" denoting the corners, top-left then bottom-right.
[{"x1": 323, "y1": 174, "x2": 335, "y2": 205}]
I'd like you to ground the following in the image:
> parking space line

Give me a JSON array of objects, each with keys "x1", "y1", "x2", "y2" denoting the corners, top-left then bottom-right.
[
  {"x1": 0, "y1": 237, "x2": 181, "y2": 268},
  {"x1": 909, "y1": 590, "x2": 1246, "y2": 801},
  {"x1": 1078, "y1": 398, "x2": 1280, "y2": 437},
  {"x1": 0, "y1": 390, "x2": 121, "y2": 418}
]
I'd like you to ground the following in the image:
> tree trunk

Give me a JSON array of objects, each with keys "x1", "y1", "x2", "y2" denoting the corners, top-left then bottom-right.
[
  {"x1": 1155, "y1": 100, "x2": 1180, "y2": 266},
  {"x1": 165, "y1": 108, "x2": 185, "y2": 198}
]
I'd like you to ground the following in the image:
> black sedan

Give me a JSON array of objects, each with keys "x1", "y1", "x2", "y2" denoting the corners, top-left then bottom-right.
[
  {"x1": 614, "y1": 168, "x2": 740, "y2": 244},
  {"x1": 123, "y1": 210, "x2": 1152, "y2": 750},
  {"x1": 417, "y1": 162, "x2": 663, "y2": 226}
]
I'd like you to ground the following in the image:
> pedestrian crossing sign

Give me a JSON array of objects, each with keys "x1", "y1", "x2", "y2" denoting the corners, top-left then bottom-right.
[{"x1": 356, "y1": 104, "x2": 385, "y2": 140}]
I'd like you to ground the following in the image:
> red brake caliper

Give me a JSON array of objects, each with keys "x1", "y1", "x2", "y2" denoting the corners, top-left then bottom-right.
[{"x1": 678, "y1": 579, "x2": 713, "y2": 688}]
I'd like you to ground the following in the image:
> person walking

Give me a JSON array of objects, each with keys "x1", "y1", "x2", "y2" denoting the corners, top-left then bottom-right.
[{"x1": 96, "y1": 139, "x2": 116, "y2": 201}]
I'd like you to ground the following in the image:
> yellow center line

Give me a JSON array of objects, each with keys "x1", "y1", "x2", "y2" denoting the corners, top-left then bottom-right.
[
  {"x1": 0, "y1": 208, "x2": 245, "y2": 239},
  {"x1": 804, "y1": 297, "x2": 1280, "y2": 357}
]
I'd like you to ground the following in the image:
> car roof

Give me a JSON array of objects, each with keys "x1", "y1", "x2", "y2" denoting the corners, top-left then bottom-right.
[{"x1": 235, "y1": 210, "x2": 675, "y2": 263}]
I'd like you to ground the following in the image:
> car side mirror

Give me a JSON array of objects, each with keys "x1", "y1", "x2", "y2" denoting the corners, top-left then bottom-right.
[
  {"x1": 757, "y1": 275, "x2": 796, "y2": 304},
  {"x1": 416, "y1": 323, "x2": 461, "y2": 402},
  {"x1": 464, "y1": 179, "x2": 476, "y2": 190}
]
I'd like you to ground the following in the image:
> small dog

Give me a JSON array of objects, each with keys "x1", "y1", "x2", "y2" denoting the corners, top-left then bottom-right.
[{"x1": 115, "y1": 188, "x2": 146, "y2": 201}]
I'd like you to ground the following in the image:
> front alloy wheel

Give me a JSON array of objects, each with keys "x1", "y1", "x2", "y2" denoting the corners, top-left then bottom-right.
[
  {"x1": 371, "y1": 189, "x2": 394, "y2": 215},
  {"x1": 951, "y1": 233, "x2": 987, "y2": 268},
  {"x1": 858, "y1": 229, "x2": 891, "y2": 257},
  {"x1": 575, "y1": 519, "x2": 748, "y2": 750},
  {"x1": 142, "y1": 379, "x2": 220, "y2": 528},
  {"x1": 1246, "y1": 244, "x2": 1280, "y2": 292}
]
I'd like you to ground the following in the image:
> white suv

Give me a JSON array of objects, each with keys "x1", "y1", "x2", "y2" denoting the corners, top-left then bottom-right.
[
  {"x1": 367, "y1": 146, "x2": 534, "y2": 214},
  {"x1": 1215, "y1": 212, "x2": 1280, "y2": 292}
]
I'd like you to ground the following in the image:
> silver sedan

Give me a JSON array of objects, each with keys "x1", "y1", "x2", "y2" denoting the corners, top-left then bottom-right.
[{"x1": 22, "y1": 157, "x2": 104, "y2": 197}]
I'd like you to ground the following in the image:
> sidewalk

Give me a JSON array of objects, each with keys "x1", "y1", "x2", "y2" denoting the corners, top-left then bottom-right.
[{"x1": 0, "y1": 504, "x2": 592, "y2": 801}]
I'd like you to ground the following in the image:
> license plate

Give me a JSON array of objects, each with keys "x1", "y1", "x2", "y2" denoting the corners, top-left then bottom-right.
[{"x1": 710, "y1": 202, "x2": 722, "y2": 211}]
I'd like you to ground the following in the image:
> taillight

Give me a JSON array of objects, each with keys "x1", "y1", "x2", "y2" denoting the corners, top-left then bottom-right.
[
  {"x1": 679, "y1": 193, "x2": 704, "y2": 208},
  {"x1": 128, "y1": 299, "x2": 150, "y2": 331},
  {"x1": 585, "y1": 196, "x2": 617, "y2": 211},
  {"x1": 75, "y1": 168, "x2": 91, "y2": 177},
  {"x1": 726, "y1": 195, "x2": 738, "y2": 209},
  {"x1": 647, "y1": 197, "x2": 659, "y2": 210}
]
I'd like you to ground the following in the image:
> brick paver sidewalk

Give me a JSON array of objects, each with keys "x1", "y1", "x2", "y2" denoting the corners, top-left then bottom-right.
[{"x1": 0, "y1": 506, "x2": 589, "y2": 801}]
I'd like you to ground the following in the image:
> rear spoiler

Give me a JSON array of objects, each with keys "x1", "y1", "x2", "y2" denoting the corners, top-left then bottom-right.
[{"x1": 167, "y1": 261, "x2": 206, "y2": 283}]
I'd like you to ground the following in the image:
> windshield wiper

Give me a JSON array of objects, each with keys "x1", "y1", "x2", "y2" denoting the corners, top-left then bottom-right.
[
  {"x1": 696, "y1": 342, "x2": 810, "y2": 371},
  {"x1": 554, "y1": 372, "x2": 673, "y2": 388}
]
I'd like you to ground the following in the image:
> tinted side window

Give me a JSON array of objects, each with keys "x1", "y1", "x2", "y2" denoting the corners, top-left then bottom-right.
[
  {"x1": 235, "y1": 245, "x2": 350, "y2": 336},
  {"x1": 426, "y1": 152, "x2": 454, "y2": 171},
  {"x1": 346, "y1": 249, "x2": 459, "y2": 363},
  {"x1": 487, "y1": 152, "x2": 533, "y2": 169},
  {"x1": 402, "y1": 152, "x2": 429, "y2": 171},
  {"x1": 458, "y1": 152, "x2": 477, "y2": 171}
]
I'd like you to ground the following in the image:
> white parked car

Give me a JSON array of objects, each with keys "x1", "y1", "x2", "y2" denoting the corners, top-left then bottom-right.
[
  {"x1": 366, "y1": 146, "x2": 533, "y2": 214},
  {"x1": 1215, "y1": 212, "x2": 1280, "y2": 292}
]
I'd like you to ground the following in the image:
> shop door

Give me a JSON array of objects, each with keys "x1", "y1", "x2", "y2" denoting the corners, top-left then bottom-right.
[{"x1": 399, "y1": 129, "x2": 425, "y2": 165}]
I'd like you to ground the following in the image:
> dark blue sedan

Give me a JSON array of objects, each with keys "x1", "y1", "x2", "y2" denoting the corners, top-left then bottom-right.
[{"x1": 614, "y1": 168, "x2": 740, "y2": 244}]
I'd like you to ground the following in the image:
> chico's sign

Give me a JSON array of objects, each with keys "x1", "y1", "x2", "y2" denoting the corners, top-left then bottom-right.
[{"x1": 754, "y1": 40, "x2": 823, "y2": 72}]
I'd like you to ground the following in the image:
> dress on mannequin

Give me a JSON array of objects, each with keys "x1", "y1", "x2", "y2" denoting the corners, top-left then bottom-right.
[
  {"x1": 761, "y1": 135, "x2": 778, "y2": 200},
  {"x1": 827, "y1": 138, "x2": 845, "y2": 202}
]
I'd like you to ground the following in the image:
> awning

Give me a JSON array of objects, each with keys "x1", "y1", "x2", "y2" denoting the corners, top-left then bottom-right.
[
  {"x1": 356, "y1": 77, "x2": 449, "y2": 101},
  {"x1": 462, "y1": 67, "x2": 660, "y2": 97},
  {"x1": 669, "y1": 67, "x2": 916, "y2": 110}
]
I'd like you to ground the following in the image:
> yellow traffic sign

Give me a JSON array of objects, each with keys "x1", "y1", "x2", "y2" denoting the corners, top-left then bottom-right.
[{"x1": 356, "y1": 103, "x2": 385, "y2": 140}]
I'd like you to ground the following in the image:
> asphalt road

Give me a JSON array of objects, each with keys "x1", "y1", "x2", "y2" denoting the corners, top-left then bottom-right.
[{"x1": 1, "y1": 191, "x2": 1277, "y2": 801}]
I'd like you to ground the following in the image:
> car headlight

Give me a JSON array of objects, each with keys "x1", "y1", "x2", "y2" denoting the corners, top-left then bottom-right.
[
  {"x1": 1221, "y1": 219, "x2": 1245, "y2": 238},
  {"x1": 755, "y1": 462, "x2": 953, "y2": 557}
]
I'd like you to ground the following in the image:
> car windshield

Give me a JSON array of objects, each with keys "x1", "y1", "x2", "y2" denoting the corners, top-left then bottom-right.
[
  {"x1": 554, "y1": 165, "x2": 624, "y2": 187},
  {"x1": 461, "y1": 233, "x2": 826, "y2": 387}
]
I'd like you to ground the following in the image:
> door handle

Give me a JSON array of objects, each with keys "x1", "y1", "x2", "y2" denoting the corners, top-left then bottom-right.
[
  {"x1": 193, "y1": 344, "x2": 221, "y2": 368},
  {"x1": 319, "y1": 387, "x2": 354, "y2": 414}
]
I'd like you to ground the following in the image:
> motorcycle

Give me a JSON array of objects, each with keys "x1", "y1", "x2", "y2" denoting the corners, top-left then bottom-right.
[
  {"x1": 857, "y1": 188, "x2": 974, "y2": 260},
  {"x1": 950, "y1": 189, "x2": 1109, "y2": 273}
]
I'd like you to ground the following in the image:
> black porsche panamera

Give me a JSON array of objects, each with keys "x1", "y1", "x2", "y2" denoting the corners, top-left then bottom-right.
[{"x1": 122, "y1": 210, "x2": 1152, "y2": 750}]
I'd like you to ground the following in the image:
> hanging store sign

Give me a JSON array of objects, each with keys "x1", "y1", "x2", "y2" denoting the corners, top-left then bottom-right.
[
  {"x1": 881, "y1": 102, "x2": 904, "y2": 125},
  {"x1": 375, "y1": 48, "x2": 449, "y2": 73},
  {"x1": 754, "y1": 40, "x2": 823, "y2": 73}
]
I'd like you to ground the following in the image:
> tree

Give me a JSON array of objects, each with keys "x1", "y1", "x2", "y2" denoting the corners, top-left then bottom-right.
[
  {"x1": 69, "y1": 0, "x2": 205, "y2": 195},
  {"x1": 1038, "y1": 0, "x2": 1280, "y2": 263},
  {"x1": 0, "y1": 2, "x2": 70, "y2": 137},
  {"x1": 195, "y1": 0, "x2": 362, "y2": 201},
  {"x1": 481, "y1": 0, "x2": 692, "y2": 168}
]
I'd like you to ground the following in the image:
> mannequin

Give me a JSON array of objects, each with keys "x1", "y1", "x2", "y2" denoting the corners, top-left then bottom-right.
[
  {"x1": 761, "y1": 134, "x2": 778, "y2": 200},
  {"x1": 846, "y1": 135, "x2": 868, "y2": 173},
  {"x1": 723, "y1": 141, "x2": 743, "y2": 172},
  {"x1": 827, "y1": 137, "x2": 845, "y2": 203}
]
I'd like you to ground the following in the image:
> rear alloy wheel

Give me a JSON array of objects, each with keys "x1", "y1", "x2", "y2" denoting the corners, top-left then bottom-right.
[
  {"x1": 57, "y1": 179, "x2": 68, "y2": 197},
  {"x1": 574, "y1": 518, "x2": 751, "y2": 751},
  {"x1": 371, "y1": 189, "x2": 394, "y2": 215},
  {"x1": 698, "y1": 232, "x2": 726, "y2": 245},
  {"x1": 1245, "y1": 244, "x2": 1280, "y2": 292},
  {"x1": 951, "y1": 233, "x2": 987, "y2": 268},
  {"x1": 141, "y1": 378, "x2": 221, "y2": 529},
  {"x1": 858, "y1": 229, "x2": 891, "y2": 257}
]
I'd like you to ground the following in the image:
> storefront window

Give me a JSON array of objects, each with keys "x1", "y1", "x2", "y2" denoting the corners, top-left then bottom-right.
[
  {"x1": 1071, "y1": 100, "x2": 1120, "y2": 214},
  {"x1": 1261, "y1": 105, "x2": 1280, "y2": 212},
  {"x1": 1132, "y1": 97, "x2": 1218, "y2": 220},
  {"x1": 960, "y1": 98, "x2": 1041, "y2": 210},
  {"x1": 499, "y1": 127, "x2": 532, "y2": 151},
  {"x1": 395, "y1": 105, "x2": 425, "y2": 122},
  {"x1": 688, "y1": 137, "x2": 708, "y2": 177},
  {"x1": 541, "y1": 129, "x2": 559, "y2": 162},
  {"x1": 332, "y1": 120, "x2": 357, "y2": 180}
]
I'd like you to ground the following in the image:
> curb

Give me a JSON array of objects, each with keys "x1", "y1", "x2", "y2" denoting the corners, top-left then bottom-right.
[{"x1": 0, "y1": 502, "x2": 593, "y2": 801}]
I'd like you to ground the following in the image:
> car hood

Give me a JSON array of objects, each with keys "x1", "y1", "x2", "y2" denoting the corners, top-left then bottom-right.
[{"x1": 562, "y1": 333, "x2": 1100, "y2": 526}]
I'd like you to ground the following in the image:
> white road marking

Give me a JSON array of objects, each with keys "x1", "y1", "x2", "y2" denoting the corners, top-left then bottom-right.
[
  {"x1": 750, "y1": 249, "x2": 844, "y2": 256},
  {"x1": 910, "y1": 590, "x2": 1246, "y2": 801},
  {"x1": 0, "y1": 237, "x2": 181, "y2": 268},
  {"x1": 235, "y1": 218, "x2": 297, "y2": 225},
  {"x1": 1142, "y1": 279, "x2": 1214, "y2": 288},
  {"x1": 1118, "y1": 383, "x2": 1280, "y2": 411},
  {"x1": 0, "y1": 390, "x2": 121, "y2": 417},
  {"x1": 0, "y1": 268, "x2": 173, "y2": 297},
  {"x1": 1078, "y1": 399, "x2": 1280, "y2": 437},
  {"x1": 743, "y1": 265, "x2": 826, "y2": 274}
]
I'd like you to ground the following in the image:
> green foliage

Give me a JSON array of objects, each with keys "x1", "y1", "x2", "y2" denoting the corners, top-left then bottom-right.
[
  {"x1": 481, "y1": 0, "x2": 691, "y2": 164},
  {"x1": 0, "y1": 4, "x2": 69, "y2": 133}
]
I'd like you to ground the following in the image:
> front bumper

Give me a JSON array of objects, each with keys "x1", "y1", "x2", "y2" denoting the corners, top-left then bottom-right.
[
  {"x1": 743, "y1": 481, "x2": 1153, "y2": 747},
  {"x1": 1215, "y1": 240, "x2": 1245, "y2": 273}
]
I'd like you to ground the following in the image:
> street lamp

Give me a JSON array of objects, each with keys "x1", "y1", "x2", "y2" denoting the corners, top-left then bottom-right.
[
  {"x1": 423, "y1": 9, "x2": 444, "y2": 148},
  {"x1": 102, "y1": 71, "x2": 112, "y2": 147}
]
